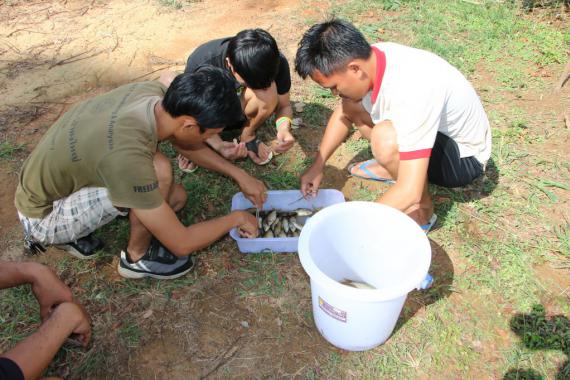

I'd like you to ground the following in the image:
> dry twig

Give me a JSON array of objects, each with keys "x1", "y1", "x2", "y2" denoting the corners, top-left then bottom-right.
[
  {"x1": 129, "y1": 66, "x2": 174, "y2": 82},
  {"x1": 6, "y1": 28, "x2": 50, "y2": 38},
  {"x1": 48, "y1": 48, "x2": 105, "y2": 69},
  {"x1": 555, "y1": 59, "x2": 570, "y2": 90},
  {"x1": 200, "y1": 337, "x2": 242, "y2": 379}
]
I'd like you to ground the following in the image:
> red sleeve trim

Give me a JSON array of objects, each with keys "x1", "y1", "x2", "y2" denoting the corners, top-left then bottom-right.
[
  {"x1": 399, "y1": 149, "x2": 432, "y2": 160},
  {"x1": 371, "y1": 46, "x2": 386, "y2": 104}
]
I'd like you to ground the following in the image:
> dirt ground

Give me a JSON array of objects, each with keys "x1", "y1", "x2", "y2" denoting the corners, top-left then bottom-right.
[{"x1": 1, "y1": 1, "x2": 569, "y2": 379}]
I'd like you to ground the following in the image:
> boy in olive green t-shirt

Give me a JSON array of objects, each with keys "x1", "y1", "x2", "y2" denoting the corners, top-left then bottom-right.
[{"x1": 15, "y1": 66, "x2": 265, "y2": 279}]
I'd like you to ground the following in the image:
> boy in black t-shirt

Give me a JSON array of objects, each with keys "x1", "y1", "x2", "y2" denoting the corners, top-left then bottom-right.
[{"x1": 179, "y1": 29, "x2": 295, "y2": 167}]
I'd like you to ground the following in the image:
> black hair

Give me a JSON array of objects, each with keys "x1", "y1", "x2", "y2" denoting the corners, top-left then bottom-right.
[
  {"x1": 162, "y1": 65, "x2": 245, "y2": 133},
  {"x1": 227, "y1": 29, "x2": 280, "y2": 89},
  {"x1": 295, "y1": 19, "x2": 372, "y2": 79}
]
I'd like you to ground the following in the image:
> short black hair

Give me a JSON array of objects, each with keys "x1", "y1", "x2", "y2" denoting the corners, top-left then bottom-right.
[
  {"x1": 295, "y1": 19, "x2": 372, "y2": 79},
  {"x1": 162, "y1": 65, "x2": 245, "y2": 133},
  {"x1": 227, "y1": 29, "x2": 280, "y2": 89}
]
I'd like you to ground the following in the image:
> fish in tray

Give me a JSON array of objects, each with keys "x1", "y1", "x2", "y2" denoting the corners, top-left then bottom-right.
[{"x1": 243, "y1": 208, "x2": 318, "y2": 239}]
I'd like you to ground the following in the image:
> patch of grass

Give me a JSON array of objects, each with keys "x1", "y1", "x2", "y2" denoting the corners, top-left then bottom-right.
[
  {"x1": 157, "y1": 0, "x2": 195, "y2": 9},
  {"x1": 181, "y1": 168, "x2": 237, "y2": 218},
  {"x1": 302, "y1": 102, "x2": 333, "y2": 128},
  {"x1": 333, "y1": 0, "x2": 567, "y2": 80},
  {"x1": 0, "y1": 139, "x2": 25, "y2": 159},
  {"x1": 311, "y1": 85, "x2": 335, "y2": 100},
  {"x1": 343, "y1": 136, "x2": 370, "y2": 155},
  {"x1": 119, "y1": 319, "x2": 143, "y2": 348},
  {"x1": 554, "y1": 224, "x2": 570, "y2": 263},
  {"x1": 67, "y1": 345, "x2": 107, "y2": 378},
  {"x1": 238, "y1": 254, "x2": 289, "y2": 297},
  {"x1": 351, "y1": 183, "x2": 383, "y2": 201},
  {"x1": 291, "y1": 156, "x2": 314, "y2": 175},
  {"x1": 0, "y1": 286, "x2": 40, "y2": 350},
  {"x1": 258, "y1": 167, "x2": 299, "y2": 190}
]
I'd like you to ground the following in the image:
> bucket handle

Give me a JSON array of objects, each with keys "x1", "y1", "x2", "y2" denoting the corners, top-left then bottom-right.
[{"x1": 417, "y1": 273, "x2": 434, "y2": 290}]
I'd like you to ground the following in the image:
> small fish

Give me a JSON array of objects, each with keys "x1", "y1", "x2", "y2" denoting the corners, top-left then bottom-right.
[
  {"x1": 288, "y1": 216, "x2": 297, "y2": 231},
  {"x1": 273, "y1": 221, "x2": 283, "y2": 235},
  {"x1": 263, "y1": 230, "x2": 275, "y2": 238},
  {"x1": 262, "y1": 218, "x2": 271, "y2": 232},
  {"x1": 340, "y1": 279, "x2": 376, "y2": 290},
  {"x1": 291, "y1": 220, "x2": 303, "y2": 231},
  {"x1": 266, "y1": 210, "x2": 277, "y2": 225},
  {"x1": 282, "y1": 218, "x2": 290, "y2": 233},
  {"x1": 295, "y1": 208, "x2": 313, "y2": 217}
]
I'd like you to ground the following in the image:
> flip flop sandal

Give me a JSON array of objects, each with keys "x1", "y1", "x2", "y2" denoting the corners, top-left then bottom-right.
[
  {"x1": 178, "y1": 156, "x2": 198, "y2": 174},
  {"x1": 245, "y1": 138, "x2": 273, "y2": 165},
  {"x1": 347, "y1": 159, "x2": 395, "y2": 184},
  {"x1": 421, "y1": 214, "x2": 438, "y2": 234}
]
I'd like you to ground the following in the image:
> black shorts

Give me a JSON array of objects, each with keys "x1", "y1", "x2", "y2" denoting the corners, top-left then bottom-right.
[
  {"x1": 427, "y1": 132, "x2": 484, "y2": 188},
  {"x1": 0, "y1": 357, "x2": 24, "y2": 380}
]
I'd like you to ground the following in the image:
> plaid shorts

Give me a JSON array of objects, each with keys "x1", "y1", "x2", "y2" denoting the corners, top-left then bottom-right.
[{"x1": 18, "y1": 187, "x2": 127, "y2": 245}]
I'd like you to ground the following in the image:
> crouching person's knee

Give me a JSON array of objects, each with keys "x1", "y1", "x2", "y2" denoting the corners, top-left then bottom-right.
[{"x1": 370, "y1": 121, "x2": 399, "y2": 168}]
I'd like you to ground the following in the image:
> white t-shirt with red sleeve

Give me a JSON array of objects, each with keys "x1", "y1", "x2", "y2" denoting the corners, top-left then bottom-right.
[{"x1": 361, "y1": 42, "x2": 492, "y2": 165}]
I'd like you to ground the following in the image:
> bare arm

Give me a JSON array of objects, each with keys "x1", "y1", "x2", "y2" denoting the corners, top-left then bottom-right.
[
  {"x1": 0, "y1": 262, "x2": 73, "y2": 320},
  {"x1": 2, "y1": 302, "x2": 91, "y2": 380},
  {"x1": 377, "y1": 158, "x2": 429, "y2": 211},
  {"x1": 175, "y1": 142, "x2": 267, "y2": 208},
  {"x1": 273, "y1": 92, "x2": 295, "y2": 153},
  {"x1": 0, "y1": 261, "x2": 37, "y2": 289},
  {"x1": 276, "y1": 92, "x2": 293, "y2": 120},
  {"x1": 203, "y1": 134, "x2": 248, "y2": 160},
  {"x1": 300, "y1": 101, "x2": 354, "y2": 196},
  {"x1": 132, "y1": 201, "x2": 258, "y2": 257}
]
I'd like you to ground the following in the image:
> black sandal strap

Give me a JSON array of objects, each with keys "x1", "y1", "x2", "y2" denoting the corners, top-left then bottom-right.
[{"x1": 245, "y1": 139, "x2": 260, "y2": 156}]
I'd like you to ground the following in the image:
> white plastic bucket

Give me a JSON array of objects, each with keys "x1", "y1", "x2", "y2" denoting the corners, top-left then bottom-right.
[{"x1": 298, "y1": 201, "x2": 431, "y2": 351}]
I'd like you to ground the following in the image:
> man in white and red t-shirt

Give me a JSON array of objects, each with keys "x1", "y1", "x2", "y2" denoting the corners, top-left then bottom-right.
[{"x1": 295, "y1": 19, "x2": 491, "y2": 231}]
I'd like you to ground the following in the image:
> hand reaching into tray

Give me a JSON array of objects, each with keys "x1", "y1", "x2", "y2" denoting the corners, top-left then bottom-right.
[{"x1": 236, "y1": 211, "x2": 260, "y2": 239}]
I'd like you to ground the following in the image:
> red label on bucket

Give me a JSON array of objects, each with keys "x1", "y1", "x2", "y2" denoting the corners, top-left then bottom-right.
[{"x1": 318, "y1": 296, "x2": 347, "y2": 323}]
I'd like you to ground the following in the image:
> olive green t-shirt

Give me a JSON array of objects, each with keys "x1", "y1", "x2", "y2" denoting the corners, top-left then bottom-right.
[{"x1": 15, "y1": 81, "x2": 167, "y2": 218}]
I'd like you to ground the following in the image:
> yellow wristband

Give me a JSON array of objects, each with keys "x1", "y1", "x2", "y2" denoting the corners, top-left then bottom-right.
[{"x1": 275, "y1": 116, "x2": 292, "y2": 129}]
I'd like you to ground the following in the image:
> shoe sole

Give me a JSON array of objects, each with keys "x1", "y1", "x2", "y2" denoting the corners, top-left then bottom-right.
[
  {"x1": 117, "y1": 262, "x2": 195, "y2": 280},
  {"x1": 54, "y1": 244, "x2": 99, "y2": 260}
]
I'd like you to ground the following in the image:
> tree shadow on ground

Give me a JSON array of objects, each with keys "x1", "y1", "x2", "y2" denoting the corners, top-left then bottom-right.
[
  {"x1": 392, "y1": 239, "x2": 454, "y2": 335},
  {"x1": 504, "y1": 304, "x2": 570, "y2": 380}
]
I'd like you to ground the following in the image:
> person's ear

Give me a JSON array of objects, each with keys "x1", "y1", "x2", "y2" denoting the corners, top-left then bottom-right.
[
  {"x1": 180, "y1": 116, "x2": 200, "y2": 134},
  {"x1": 225, "y1": 57, "x2": 235, "y2": 73},
  {"x1": 347, "y1": 61, "x2": 362, "y2": 75}
]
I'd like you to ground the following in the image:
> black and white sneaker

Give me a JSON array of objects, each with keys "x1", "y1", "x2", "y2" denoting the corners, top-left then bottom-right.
[
  {"x1": 55, "y1": 234, "x2": 104, "y2": 259},
  {"x1": 118, "y1": 240, "x2": 195, "y2": 280}
]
